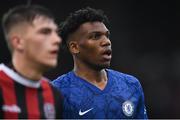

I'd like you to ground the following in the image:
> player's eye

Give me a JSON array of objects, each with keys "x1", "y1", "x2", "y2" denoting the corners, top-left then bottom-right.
[
  {"x1": 90, "y1": 33, "x2": 102, "y2": 40},
  {"x1": 39, "y1": 28, "x2": 52, "y2": 35}
]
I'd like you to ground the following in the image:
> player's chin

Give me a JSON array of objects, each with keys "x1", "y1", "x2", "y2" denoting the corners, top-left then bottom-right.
[
  {"x1": 45, "y1": 59, "x2": 58, "y2": 68},
  {"x1": 102, "y1": 59, "x2": 111, "y2": 65},
  {"x1": 99, "y1": 62, "x2": 111, "y2": 69}
]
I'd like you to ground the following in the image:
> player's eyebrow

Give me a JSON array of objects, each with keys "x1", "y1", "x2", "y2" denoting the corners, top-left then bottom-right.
[
  {"x1": 89, "y1": 30, "x2": 110, "y2": 36},
  {"x1": 38, "y1": 26, "x2": 59, "y2": 34}
]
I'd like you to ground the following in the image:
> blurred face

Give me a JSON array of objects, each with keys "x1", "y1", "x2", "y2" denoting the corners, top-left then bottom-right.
[
  {"x1": 69, "y1": 21, "x2": 112, "y2": 70},
  {"x1": 21, "y1": 16, "x2": 61, "y2": 68}
]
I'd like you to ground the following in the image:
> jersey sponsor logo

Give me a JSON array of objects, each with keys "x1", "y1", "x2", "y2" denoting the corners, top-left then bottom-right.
[
  {"x1": 2, "y1": 104, "x2": 21, "y2": 113},
  {"x1": 122, "y1": 100, "x2": 134, "y2": 117},
  {"x1": 79, "y1": 108, "x2": 93, "y2": 116},
  {"x1": 44, "y1": 103, "x2": 55, "y2": 119}
]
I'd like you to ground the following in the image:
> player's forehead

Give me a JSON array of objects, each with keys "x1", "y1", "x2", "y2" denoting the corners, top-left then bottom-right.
[
  {"x1": 31, "y1": 16, "x2": 58, "y2": 30},
  {"x1": 80, "y1": 21, "x2": 109, "y2": 34}
]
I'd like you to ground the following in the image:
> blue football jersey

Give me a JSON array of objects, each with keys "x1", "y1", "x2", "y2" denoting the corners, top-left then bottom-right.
[{"x1": 51, "y1": 69, "x2": 148, "y2": 119}]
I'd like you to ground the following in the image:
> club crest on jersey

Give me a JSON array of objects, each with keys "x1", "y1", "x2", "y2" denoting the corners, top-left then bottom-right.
[
  {"x1": 44, "y1": 103, "x2": 55, "y2": 119},
  {"x1": 122, "y1": 100, "x2": 134, "y2": 117}
]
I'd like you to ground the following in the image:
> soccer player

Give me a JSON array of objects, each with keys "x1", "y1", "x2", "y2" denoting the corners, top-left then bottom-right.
[
  {"x1": 52, "y1": 7, "x2": 148, "y2": 119},
  {"x1": 0, "y1": 5, "x2": 63, "y2": 119}
]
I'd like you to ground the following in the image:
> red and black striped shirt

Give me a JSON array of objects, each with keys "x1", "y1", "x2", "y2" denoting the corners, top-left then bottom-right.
[{"x1": 0, "y1": 64, "x2": 63, "y2": 119}]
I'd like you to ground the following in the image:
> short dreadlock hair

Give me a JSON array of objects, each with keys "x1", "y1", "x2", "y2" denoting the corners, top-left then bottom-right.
[{"x1": 60, "y1": 7, "x2": 109, "y2": 46}]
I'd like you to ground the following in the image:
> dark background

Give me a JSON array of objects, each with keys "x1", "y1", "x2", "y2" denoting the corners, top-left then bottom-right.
[{"x1": 0, "y1": 0, "x2": 179, "y2": 118}]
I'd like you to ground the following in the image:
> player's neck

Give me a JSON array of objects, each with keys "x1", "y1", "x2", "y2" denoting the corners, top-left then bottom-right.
[
  {"x1": 12, "y1": 56, "x2": 43, "y2": 81},
  {"x1": 74, "y1": 63, "x2": 108, "y2": 90}
]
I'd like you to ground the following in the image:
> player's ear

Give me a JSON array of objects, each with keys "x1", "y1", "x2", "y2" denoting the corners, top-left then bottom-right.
[
  {"x1": 68, "y1": 40, "x2": 80, "y2": 54},
  {"x1": 11, "y1": 35, "x2": 25, "y2": 51}
]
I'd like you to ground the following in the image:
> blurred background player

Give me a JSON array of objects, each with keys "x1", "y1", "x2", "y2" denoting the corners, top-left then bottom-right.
[
  {"x1": 52, "y1": 7, "x2": 148, "y2": 119},
  {"x1": 0, "y1": 4, "x2": 63, "y2": 118}
]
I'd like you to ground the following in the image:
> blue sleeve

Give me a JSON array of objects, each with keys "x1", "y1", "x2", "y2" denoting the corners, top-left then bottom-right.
[
  {"x1": 135, "y1": 81, "x2": 148, "y2": 119},
  {"x1": 124, "y1": 74, "x2": 148, "y2": 119}
]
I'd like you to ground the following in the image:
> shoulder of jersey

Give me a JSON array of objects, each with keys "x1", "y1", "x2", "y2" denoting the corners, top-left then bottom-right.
[
  {"x1": 107, "y1": 69, "x2": 141, "y2": 87},
  {"x1": 52, "y1": 71, "x2": 74, "y2": 88}
]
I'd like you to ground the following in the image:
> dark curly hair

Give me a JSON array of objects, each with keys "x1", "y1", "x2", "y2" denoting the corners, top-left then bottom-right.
[{"x1": 60, "y1": 7, "x2": 109, "y2": 46}]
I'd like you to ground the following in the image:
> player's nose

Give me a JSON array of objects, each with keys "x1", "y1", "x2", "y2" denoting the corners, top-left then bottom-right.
[
  {"x1": 53, "y1": 32, "x2": 62, "y2": 45},
  {"x1": 100, "y1": 36, "x2": 111, "y2": 47}
]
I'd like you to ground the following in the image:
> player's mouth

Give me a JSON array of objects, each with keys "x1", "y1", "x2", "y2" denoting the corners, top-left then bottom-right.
[
  {"x1": 102, "y1": 49, "x2": 112, "y2": 61},
  {"x1": 50, "y1": 50, "x2": 59, "y2": 57}
]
